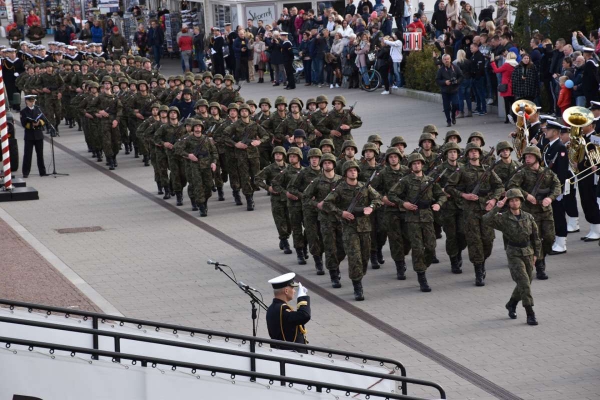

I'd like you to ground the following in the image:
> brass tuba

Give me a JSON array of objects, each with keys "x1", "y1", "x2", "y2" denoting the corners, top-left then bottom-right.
[
  {"x1": 511, "y1": 100, "x2": 537, "y2": 158},
  {"x1": 562, "y1": 106, "x2": 594, "y2": 175}
]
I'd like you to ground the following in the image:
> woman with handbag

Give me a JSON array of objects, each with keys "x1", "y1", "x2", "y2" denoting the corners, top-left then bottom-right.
[
  {"x1": 491, "y1": 51, "x2": 518, "y2": 123},
  {"x1": 253, "y1": 34, "x2": 267, "y2": 83},
  {"x1": 327, "y1": 33, "x2": 345, "y2": 88},
  {"x1": 355, "y1": 32, "x2": 371, "y2": 89}
]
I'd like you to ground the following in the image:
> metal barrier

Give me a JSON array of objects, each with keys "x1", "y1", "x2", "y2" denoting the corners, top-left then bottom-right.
[{"x1": 0, "y1": 299, "x2": 447, "y2": 399}]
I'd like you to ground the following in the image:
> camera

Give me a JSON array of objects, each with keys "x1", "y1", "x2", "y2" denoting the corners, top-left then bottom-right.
[{"x1": 450, "y1": 77, "x2": 458, "y2": 85}]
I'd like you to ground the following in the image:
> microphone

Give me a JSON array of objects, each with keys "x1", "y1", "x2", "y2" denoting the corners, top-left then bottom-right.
[
  {"x1": 207, "y1": 259, "x2": 228, "y2": 267},
  {"x1": 238, "y1": 281, "x2": 259, "y2": 292}
]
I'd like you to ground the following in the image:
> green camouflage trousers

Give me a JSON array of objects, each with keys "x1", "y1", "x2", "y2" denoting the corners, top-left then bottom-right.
[
  {"x1": 155, "y1": 149, "x2": 170, "y2": 189},
  {"x1": 303, "y1": 211, "x2": 323, "y2": 256},
  {"x1": 127, "y1": 117, "x2": 142, "y2": 150},
  {"x1": 508, "y1": 254, "x2": 535, "y2": 306},
  {"x1": 118, "y1": 117, "x2": 129, "y2": 147},
  {"x1": 101, "y1": 121, "x2": 121, "y2": 158},
  {"x1": 464, "y1": 210, "x2": 495, "y2": 265},
  {"x1": 342, "y1": 229, "x2": 370, "y2": 281},
  {"x1": 440, "y1": 208, "x2": 467, "y2": 258},
  {"x1": 270, "y1": 198, "x2": 291, "y2": 240},
  {"x1": 225, "y1": 149, "x2": 240, "y2": 191},
  {"x1": 259, "y1": 144, "x2": 272, "y2": 170},
  {"x1": 531, "y1": 212, "x2": 555, "y2": 259},
  {"x1": 213, "y1": 153, "x2": 225, "y2": 188},
  {"x1": 385, "y1": 212, "x2": 411, "y2": 262},
  {"x1": 148, "y1": 141, "x2": 160, "y2": 184},
  {"x1": 370, "y1": 209, "x2": 387, "y2": 252},
  {"x1": 190, "y1": 165, "x2": 214, "y2": 204},
  {"x1": 289, "y1": 204, "x2": 305, "y2": 249},
  {"x1": 44, "y1": 95, "x2": 62, "y2": 128},
  {"x1": 184, "y1": 161, "x2": 196, "y2": 202},
  {"x1": 167, "y1": 152, "x2": 187, "y2": 192},
  {"x1": 406, "y1": 222, "x2": 436, "y2": 272},
  {"x1": 320, "y1": 219, "x2": 346, "y2": 271},
  {"x1": 233, "y1": 156, "x2": 260, "y2": 196}
]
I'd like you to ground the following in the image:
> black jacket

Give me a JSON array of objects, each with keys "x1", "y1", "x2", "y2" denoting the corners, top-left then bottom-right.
[
  {"x1": 431, "y1": 9, "x2": 447, "y2": 32},
  {"x1": 582, "y1": 59, "x2": 599, "y2": 100},
  {"x1": 20, "y1": 106, "x2": 46, "y2": 141},
  {"x1": 511, "y1": 64, "x2": 540, "y2": 100},
  {"x1": 266, "y1": 296, "x2": 311, "y2": 351},
  {"x1": 542, "y1": 139, "x2": 571, "y2": 186},
  {"x1": 549, "y1": 49, "x2": 565, "y2": 76},
  {"x1": 470, "y1": 50, "x2": 486, "y2": 78},
  {"x1": 436, "y1": 63, "x2": 463, "y2": 94}
]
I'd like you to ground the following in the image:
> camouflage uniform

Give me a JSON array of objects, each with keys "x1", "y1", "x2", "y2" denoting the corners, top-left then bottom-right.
[
  {"x1": 507, "y1": 146, "x2": 561, "y2": 279},
  {"x1": 131, "y1": 87, "x2": 156, "y2": 157},
  {"x1": 308, "y1": 98, "x2": 330, "y2": 148},
  {"x1": 78, "y1": 88, "x2": 101, "y2": 155},
  {"x1": 144, "y1": 113, "x2": 167, "y2": 191},
  {"x1": 213, "y1": 110, "x2": 239, "y2": 202},
  {"x1": 462, "y1": 131, "x2": 497, "y2": 166},
  {"x1": 323, "y1": 160, "x2": 382, "y2": 301},
  {"x1": 255, "y1": 147, "x2": 292, "y2": 252},
  {"x1": 38, "y1": 69, "x2": 64, "y2": 130},
  {"x1": 205, "y1": 110, "x2": 227, "y2": 199},
  {"x1": 275, "y1": 110, "x2": 316, "y2": 147},
  {"x1": 494, "y1": 141, "x2": 523, "y2": 186},
  {"x1": 87, "y1": 88, "x2": 123, "y2": 169},
  {"x1": 388, "y1": 153, "x2": 447, "y2": 291},
  {"x1": 445, "y1": 143, "x2": 503, "y2": 286},
  {"x1": 483, "y1": 188, "x2": 541, "y2": 325},
  {"x1": 317, "y1": 96, "x2": 362, "y2": 157},
  {"x1": 154, "y1": 113, "x2": 186, "y2": 198}
]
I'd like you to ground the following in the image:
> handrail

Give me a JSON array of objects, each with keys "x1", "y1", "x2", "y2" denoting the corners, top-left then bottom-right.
[
  {"x1": 0, "y1": 337, "x2": 427, "y2": 400},
  {"x1": 0, "y1": 315, "x2": 446, "y2": 398}
]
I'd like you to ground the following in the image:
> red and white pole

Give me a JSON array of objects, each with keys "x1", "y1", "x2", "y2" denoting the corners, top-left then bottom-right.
[{"x1": 0, "y1": 63, "x2": 12, "y2": 191}]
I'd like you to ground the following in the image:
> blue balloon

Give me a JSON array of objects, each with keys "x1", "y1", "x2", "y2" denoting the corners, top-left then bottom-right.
[{"x1": 566, "y1": 80, "x2": 574, "y2": 89}]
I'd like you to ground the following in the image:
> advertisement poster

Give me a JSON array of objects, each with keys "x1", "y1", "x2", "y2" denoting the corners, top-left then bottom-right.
[{"x1": 245, "y1": 3, "x2": 275, "y2": 23}]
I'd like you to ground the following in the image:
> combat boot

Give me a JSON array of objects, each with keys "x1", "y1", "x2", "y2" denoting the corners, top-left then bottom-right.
[
  {"x1": 431, "y1": 251, "x2": 440, "y2": 264},
  {"x1": 77, "y1": 121, "x2": 82, "y2": 131},
  {"x1": 417, "y1": 272, "x2": 431, "y2": 292},
  {"x1": 474, "y1": 264, "x2": 485, "y2": 286},
  {"x1": 69, "y1": 119, "x2": 73, "y2": 128},
  {"x1": 279, "y1": 239, "x2": 285, "y2": 250},
  {"x1": 450, "y1": 256, "x2": 462, "y2": 274},
  {"x1": 395, "y1": 260, "x2": 406, "y2": 280},
  {"x1": 313, "y1": 255, "x2": 324, "y2": 275},
  {"x1": 143, "y1": 155, "x2": 150, "y2": 166},
  {"x1": 329, "y1": 269, "x2": 342, "y2": 288},
  {"x1": 124, "y1": 143, "x2": 130, "y2": 155},
  {"x1": 352, "y1": 280, "x2": 364, "y2": 301},
  {"x1": 113, "y1": 156, "x2": 118, "y2": 168},
  {"x1": 505, "y1": 299, "x2": 518, "y2": 319},
  {"x1": 212, "y1": 185, "x2": 217, "y2": 192},
  {"x1": 282, "y1": 239, "x2": 292, "y2": 254},
  {"x1": 376, "y1": 246, "x2": 385, "y2": 264},
  {"x1": 524, "y1": 305, "x2": 538, "y2": 326},
  {"x1": 198, "y1": 203, "x2": 208, "y2": 217},
  {"x1": 370, "y1": 251, "x2": 380, "y2": 269},
  {"x1": 163, "y1": 189, "x2": 171, "y2": 200},
  {"x1": 246, "y1": 195, "x2": 255, "y2": 211},
  {"x1": 134, "y1": 147, "x2": 139, "y2": 158},
  {"x1": 92, "y1": 150, "x2": 97, "y2": 158},
  {"x1": 108, "y1": 157, "x2": 115, "y2": 171},
  {"x1": 303, "y1": 245, "x2": 309, "y2": 259},
  {"x1": 191, "y1": 200, "x2": 198, "y2": 211},
  {"x1": 97, "y1": 151, "x2": 103, "y2": 162},
  {"x1": 157, "y1": 183, "x2": 164, "y2": 195},
  {"x1": 457, "y1": 252, "x2": 463, "y2": 268},
  {"x1": 296, "y1": 248, "x2": 307, "y2": 265},
  {"x1": 535, "y1": 259, "x2": 548, "y2": 280},
  {"x1": 233, "y1": 190, "x2": 243, "y2": 205},
  {"x1": 217, "y1": 187, "x2": 225, "y2": 201},
  {"x1": 175, "y1": 192, "x2": 183, "y2": 206}
]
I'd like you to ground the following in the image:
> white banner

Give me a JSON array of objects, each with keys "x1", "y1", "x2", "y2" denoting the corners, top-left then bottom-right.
[{"x1": 245, "y1": 4, "x2": 275, "y2": 24}]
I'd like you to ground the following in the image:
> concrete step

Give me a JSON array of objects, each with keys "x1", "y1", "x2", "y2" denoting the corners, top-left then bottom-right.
[{"x1": 0, "y1": 187, "x2": 39, "y2": 202}]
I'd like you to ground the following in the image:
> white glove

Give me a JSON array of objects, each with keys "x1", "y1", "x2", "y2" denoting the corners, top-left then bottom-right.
[
  {"x1": 556, "y1": 194, "x2": 563, "y2": 202},
  {"x1": 297, "y1": 282, "x2": 308, "y2": 297}
]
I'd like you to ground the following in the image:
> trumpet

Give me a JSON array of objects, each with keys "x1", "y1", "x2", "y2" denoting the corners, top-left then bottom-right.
[
  {"x1": 562, "y1": 106, "x2": 596, "y2": 178},
  {"x1": 511, "y1": 100, "x2": 537, "y2": 158}
]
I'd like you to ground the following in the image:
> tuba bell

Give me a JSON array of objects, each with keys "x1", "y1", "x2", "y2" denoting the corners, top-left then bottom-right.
[
  {"x1": 511, "y1": 100, "x2": 537, "y2": 158},
  {"x1": 562, "y1": 106, "x2": 594, "y2": 175}
]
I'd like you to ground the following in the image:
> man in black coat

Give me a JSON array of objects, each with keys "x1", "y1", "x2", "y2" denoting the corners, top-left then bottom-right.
[
  {"x1": 2, "y1": 48, "x2": 25, "y2": 111},
  {"x1": 148, "y1": 20, "x2": 165, "y2": 69},
  {"x1": 281, "y1": 32, "x2": 296, "y2": 90},
  {"x1": 210, "y1": 28, "x2": 226, "y2": 76},
  {"x1": 436, "y1": 54, "x2": 463, "y2": 127},
  {"x1": 20, "y1": 96, "x2": 48, "y2": 178},
  {"x1": 582, "y1": 47, "x2": 599, "y2": 106},
  {"x1": 431, "y1": 1, "x2": 447, "y2": 38}
]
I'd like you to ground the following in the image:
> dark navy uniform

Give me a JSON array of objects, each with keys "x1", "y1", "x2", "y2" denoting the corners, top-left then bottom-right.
[
  {"x1": 20, "y1": 101, "x2": 47, "y2": 177},
  {"x1": 542, "y1": 136, "x2": 570, "y2": 239}
]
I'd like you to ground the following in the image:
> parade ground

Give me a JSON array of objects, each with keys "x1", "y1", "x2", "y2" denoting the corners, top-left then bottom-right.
[{"x1": 1, "y1": 59, "x2": 599, "y2": 400}]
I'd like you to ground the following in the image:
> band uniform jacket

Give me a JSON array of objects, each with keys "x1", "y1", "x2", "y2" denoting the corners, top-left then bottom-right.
[
  {"x1": 266, "y1": 296, "x2": 311, "y2": 351},
  {"x1": 20, "y1": 106, "x2": 46, "y2": 140},
  {"x1": 541, "y1": 138, "x2": 570, "y2": 189}
]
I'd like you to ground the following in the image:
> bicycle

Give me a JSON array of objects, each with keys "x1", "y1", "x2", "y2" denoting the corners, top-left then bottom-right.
[{"x1": 359, "y1": 64, "x2": 382, "y2": 92}]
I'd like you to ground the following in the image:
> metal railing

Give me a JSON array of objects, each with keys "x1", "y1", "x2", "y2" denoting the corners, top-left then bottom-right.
[{"x1": 0, "y1": 299, "x2": 446, "y2": 399}]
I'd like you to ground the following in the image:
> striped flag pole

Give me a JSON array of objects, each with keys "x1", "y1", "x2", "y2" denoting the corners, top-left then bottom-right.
[{"x1": 0, "y1": 63, "x2": 12, "y2": 191}]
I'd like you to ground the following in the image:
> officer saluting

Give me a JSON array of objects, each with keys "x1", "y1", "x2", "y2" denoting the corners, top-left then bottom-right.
[{"x1": 266, "y1": 273, "x2": 311, "y2": 351}]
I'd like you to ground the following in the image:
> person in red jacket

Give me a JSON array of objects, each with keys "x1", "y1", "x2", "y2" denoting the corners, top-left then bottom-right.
[
  {"x1": 177, "y1": 27, "x2": 194, "y2": 73},
  {"x1": 406, "y1": 13, "x2": 425, "y2": 33},
  {"x1": 557, "y1": 76, "x2": 572, "y2": 114},
  {"x1": 26, "y1": 10, "x2": 40, "y2": 27},
  {"x1": 491, "y1": 51, "x2": 518, "y2": 123}
]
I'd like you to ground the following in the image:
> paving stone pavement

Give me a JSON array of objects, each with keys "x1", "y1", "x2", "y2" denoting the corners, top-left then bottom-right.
[{"x1": 1, "y1": 59, "x2": 599, "y2": 400}]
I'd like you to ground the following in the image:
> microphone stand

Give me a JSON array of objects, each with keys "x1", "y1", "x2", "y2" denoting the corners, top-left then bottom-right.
[{"x1": 39, "y1": 109, "x2": 69, "y2": 177}]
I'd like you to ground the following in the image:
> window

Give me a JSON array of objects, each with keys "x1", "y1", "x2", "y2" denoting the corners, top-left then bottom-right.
[{"x1": 213, "y1": 4, "x2": 231, "y2": 30}]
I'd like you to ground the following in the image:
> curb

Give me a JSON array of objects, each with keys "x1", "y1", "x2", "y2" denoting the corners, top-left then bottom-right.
[{"x1": 390, "y1": 87, "x2": 501, "y2": 115}]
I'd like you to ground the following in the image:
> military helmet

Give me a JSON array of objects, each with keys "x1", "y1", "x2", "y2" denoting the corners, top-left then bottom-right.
[
  {"x1": 97, "y1": 57, "x2": 106, "y2": 63},
  {"x1": 62, "y1": 59, "x2": 72, "y2": 65},
  {"x1": 367, "y1": 134, "x2": 383, "y2": 145},
  {"x1": 464, "y1": 142, "x2": 483, "y2": 155},
  {"x1": 81, "y1": 60, "x2": 89, "y2": 66},
  {"x1": 134, "y1": 55, "x2": 142, "y2": 62},
  {"x1": 192, "y1": 119, "x2": 205, "y2": 129},
  {"x1": 105, "y1": 60, "x2": 113, "y2": 66},
  {"x1": 118, "y1": 78, "x2": 129, "y2": 85},
  {"x1": 151, "y1": 102, "x2": 161, "y2": 110},
  {"x1": 287, "y1": 146, "x2": 303, "y2": 160},
  {"x1": 319, "y1": 138, "x2": 335, "y2": 151},
  {"x1": 274, "y1": 96, "x2": 287, "y2": 107},
  {"x1": 307, "y1": 148, "x2": 323, "y2": 158},
  {"x1": 88, "y1": 81, "x2": 100, "y2": 89},
  {"x1": 234, "y1": 96, "x2": 245, "y2": 104},
  {"x1": 331, "y1": 95, "x2": 346, "y2": 106},
  {"x1": 467, "y1": 131, "x2": 486, "y2": 146},
  {"x1": 194, "y1": 73, "x2": 203, "y2": 80},
  {"x1": 246, "y1": 99, "x2": 257, "y2": 107},
  {"x1": 390, "y1": 136, "x2": 407, "y2": 147},
  {"x1": 385, "y1": 147, "x2": 402, "y2": 161},
  {"x1": 272, "y1": 146, "x2": 287, "y2": 157},
  {"x1": 159, "y1": 105, "x2": 169, "y2": 112},
  {"x1": 213, "y1": 74, "x2": 224, "y2": 81},
  {"x1": 341, "y1": 140, "x2": 358, "y2": 153},
  {"x1": 418, "y1": 132, "x2": 436, "y2": 147},
  {"x1": 293, "y1": 97, "x2": 304, "y2": 109},
  {"x1": 505, "y1": 188, "x2": 524, "y2": 200},
  {"x1": 127, "y1": 55, "x2": 135, "y2": 60},
  {"x1": 113, "y1": 60, "x2": 121, "y2": 66},
  {"x1": 342, "y1": 160, "x2": 361, "y2": 175},
  {"x1": 259, "y1": 97, "x2": 271, "y2": 107},
  {"x1": 195, "y1": 99, "x2": 209, "y2": 108},
  {"x1": 422, "y1": 124, "x2": 438, "y2": 135},
  {"x1": 184, "y1": 118, "x2": 195, "y2": 126},
  {"x1": 137, "y1": 80, "x2": 149, "y2": 88},
  {"x1": 320, "y1": 152, "x2": 337, "y2": 167},
  {"x1": 202, "y1": 71, "x2": 213, "y2": 79},
  {"x1": 174, "y1": 75, "x2": 183, "y2": 82},
  {"x1": 407, "y1": 152, "x2": 426, "y2": 167},
  {"x1": 228, "y1": 103, "x2": 239, "y2": 111},
  {"x1": 306, "y1": 98, "x2": 317, "y2": 109},
  {"x1": 224, "y1": 74, "x2": 235, "y2": 82},
  {"x1": 238, "y1": 103, "x2": 251, "y2": 112},
  {"x1": 150, "y1": 77, "x2": 157, "y2": 83},
  {"x1": 102, "y1": 76, "x2": 113, "y2": 84},
  {"x1": 444, "y1": 129, "x2": 462, "y2": 143},
  {"x1": 72, "y1": 60, "x2": 80, "y2": 66},
  {"x1": 157, "y1": 74, "x2": 166, "y2": 81},
  {"x1": 293, "y1": 129, "x2": 306, "y2": 138},
  {"x1": 209, "y1": 101, "x2": 221, "y2": 109},
  {"x1": 183, "y1": 74, "x2": 194, "y2": 82},
  {"x1": 168, "y1": 106, "x2": 181, "y2": 116},
  {"x1": 522, "y1": 145, "x2": 542, "y2": 162},
  {"x1": 496, "y1": 140, "x2": 513, "y2": 154},
  {"x1": 362, "y1": 142, "x2": 380, "y2": 156},
  {"x1": 182, "y1": 88, "x2": 193, "y2": 95},
  {"x1": 141, "y1": 57, "x2": 151, "y2": 64},
  {"x1": 443, "y1": 141, "x2": 461, "y2": 155},
  {"x1": 288, "y1": 98, "x2": 302, "y2": 109},
  {"x1": 316, "y1": 95, "x2": 328, "y2": 104}
]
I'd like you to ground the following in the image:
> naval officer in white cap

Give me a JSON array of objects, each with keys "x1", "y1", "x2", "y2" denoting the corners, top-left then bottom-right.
[{"x1": 266, "y1": 273, "x2": 310, "y2": 352}]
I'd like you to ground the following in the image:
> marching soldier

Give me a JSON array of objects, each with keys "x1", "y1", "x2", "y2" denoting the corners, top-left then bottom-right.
[
  {"x1": 275, "y1": 98, "x2": 317, "y2": 147},
  {"x1": 319, "y1": 139, "x2": 335, "y2": 155},
  {"x1": 89, "y1": 76, "x2": 123, "y2": 170},
  {"x1": 159, "y1": 106, "x2": 188, "y2": 205},
  {"x1": 132, "y1": 80, "x2": 157, "y2": 161},
  {"x1": 256, "y1": 146, "x2": 293, "y2": 254},
  {"x1": 254, "y1": 97, "x2": 273, "y2": 169},
  {"x1": 390, "y1": 136, "x2": 409, "y2": 166},
  {"x1": 116, "y1": 78, "x2": 132, "y2": 154},
  {"x1": 262, "y1": 96, "x2": 289, "y2": 149},
  {"x1": 145, "y1": 105, "x2": 170, "y2": 195},
  {"x1": 154, "y1": 107, "x2": 183, "y2": 200},
  {"x1": 465, "y1": 131, "x2": 496, "y2": 166},
  {"x1": 359, "y1": 142, "x2": 385, "y2": 269},
  {"x1": 192, "y1": 99, "x2": 211, "y2": 122},
  {"x1": 388, "y1": 153, "x2": 446, "y2": 292},
  {"x1": 80, "y1": 81, "x2": 101, "y2": 159},
  {"x1": 441, "y1": 130, "x2": 463, "y2": 156},
  {"x1": 309, "y1": 95, "x2": 329, "y2": 148},
  {"x1": 445, "y1": 142, "x2": 503, "y2": 286},
  {"x1": 38, "y1": 62, "x2": 64, "y2": 134},
  {"x1": 217, "y1": 74, "x2": 238, "y2": 111},
  {"x1": 483, "y1": 189, "x2": 541, "y2": 326},
  {"x1": 206, "y1": 102, "x2": 227, "y2": 201},
  {"x1": 318, "y1": 96, "x2": 362, "y2": 156},
  {"x1": 507, "y1": 146, "x2": 561, "y2": 279},
  {"x1": 335, "y1": 140, "x2": 358, "y2": 176},
  {"x1": 136, "y1": 102, "x2": 161, "y2": 168},
  {"x1": 494, "y1": 141, "x2": 522, "y2": 187},
  {"x1": 416, "y1": 132, "x2": 442, "y2": 175},
  {"x1": 303, "y1": 153, "x2": 346, "y2": 287},
  {"x1": 323, "y1": 160, "x2": 382, "y2": 301},
  {"x1": 214, "y1": 103, "x2": 240, "y2": 204},
  {"x1": 421, "y1": 124, "x2": 441, "y2": 153}
]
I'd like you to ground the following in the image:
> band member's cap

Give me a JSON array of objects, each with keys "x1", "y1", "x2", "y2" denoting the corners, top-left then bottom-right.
[
  {"x1": 589, "y1": 101, "x2": 600, "y2": 110},
  {"x1": 280, "y1": 31, "x2": 289, "y2": 35},
  {"x1": 24, "y1": 95, "x2": 37, "y2": 100},
  {"x1": 268, "y1": 273, "x2": 299, "y2": 289},
  {"x1": 546, "y1": 120, "x2": 568, "y2": 130},
  {"x1": 539, "y1": 114, "x2": 556, "y2": 123},
  {"x1": 582, "y1": 47, "x2": 595, "y2": 53}
]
